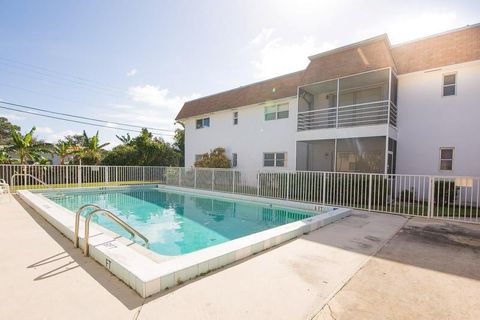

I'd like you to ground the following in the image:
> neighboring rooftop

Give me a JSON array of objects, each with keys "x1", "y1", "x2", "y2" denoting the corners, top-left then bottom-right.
[{"x1": 176, "y1": 24, "x2": 480, "y2": 120}]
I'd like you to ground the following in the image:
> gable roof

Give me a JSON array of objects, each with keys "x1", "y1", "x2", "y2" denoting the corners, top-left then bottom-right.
[
  {"x1": 176, "y1": 24, "x2": 480, "y2": 121},
  {"x1": 175, "y1": 71, "x2": 303, "y2": 120}
]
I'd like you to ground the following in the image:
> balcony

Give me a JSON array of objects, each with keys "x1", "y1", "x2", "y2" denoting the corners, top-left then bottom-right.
[
  {"x1": 297, "y1": 68, "x2": 398, "y2": 132},
  {"x1": 297, "y1": 100, "x2": 397, "y2": 131}
]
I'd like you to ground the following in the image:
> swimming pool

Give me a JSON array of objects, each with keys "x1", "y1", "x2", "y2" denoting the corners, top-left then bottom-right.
[
  {"x1": 18, "y1": 185, "x2": 351, "y2": 297},
  {"x1": 44, "y1": 187, "x2": 318, "y2": 256}
]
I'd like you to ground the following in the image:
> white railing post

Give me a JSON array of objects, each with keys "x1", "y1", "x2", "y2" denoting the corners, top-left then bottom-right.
[
  {"x1": 142, "y1": 167, "x2": 145, "y2": 184},
  {"x1": 178, "y1": 168, "x2": 182, "y2": 186},
  {"x1": 194, "y1": 167, "x2": 197, "y2": 189},
  {"x1": 368, "y1": 174, "x2": 373, "y2": 211},
  {"x1": 427, "y1": 176, "x2": 434, "y2": 219},
  {"x1": 77, "y1": 165, "x2": 82, "y2": 187},
  {"x1": 256, "y1": 172, "x2": 260, "y2": 196},
  {"x1": 105, "y1": 167, "x2": 109, "y2": 185},
  {"x1": 232, "y1": 170, "x2": 235, "y2": 194},
  {"x1": 286, "y1": 172, "x2": 290, "y2": 200},
  {"x1": 322, "y1": 172, "x2": 326, "y2": 204},
  {"x1": 211, "y1": 169, "x2": 215, "y2": 191}
]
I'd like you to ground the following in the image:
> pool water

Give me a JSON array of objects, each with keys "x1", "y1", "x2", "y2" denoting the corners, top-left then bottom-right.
[{"x1": 44, "y1": 187, "x2": 318, "y2": 256}]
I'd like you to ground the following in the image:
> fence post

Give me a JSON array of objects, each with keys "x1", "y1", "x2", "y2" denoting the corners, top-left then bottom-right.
[
  {"x1": 178, "y1": 168, "x2": 182, "y2": 186},
  {"x1": 142, "y1": 167, "x2": 145, "y2": 184},
  {"x1": 194, "y1": 167, "x2": 197, "y2": 189},
  {"x1": 368, "y1": 174, "x2": 373, "y2": 212},
  {"x1": 286, "y1": 172, "x2": 290, "y2": 200},
  {"x1": 322, "y1": 172, "x2": 326, "y2": 204},
  {"x1": 105, "y1": 167, "x2": 109, "y2": 185},
  {"x1": 256, "y1": 172, "x2": 260, "y2": 196},
  {"x1": 211, "y1": 169, "x2": 215, "y2": 191},
  {"x1": 427, "y1": 176, "x2": 434, "y2": 219},
  {"x1": 232, "y1": 170, "x2": 235, "y2": 194},
  {"x1": 77, "y1": 165, "x2": 81, "y2": 187}
]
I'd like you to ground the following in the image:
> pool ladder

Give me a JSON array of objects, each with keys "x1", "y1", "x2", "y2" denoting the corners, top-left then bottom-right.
[{"x1": 74, "y1": 204, "x2": 149, "y2": 257}]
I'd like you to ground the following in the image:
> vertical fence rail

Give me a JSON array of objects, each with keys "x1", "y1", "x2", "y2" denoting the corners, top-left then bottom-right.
[{"x1": 0, "y1": 164, "x2": 478, "y2": 223}]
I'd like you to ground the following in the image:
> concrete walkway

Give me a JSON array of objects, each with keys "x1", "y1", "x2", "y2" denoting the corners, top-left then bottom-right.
[{"x1": 1, "y1": 195, "x2": 479, "y2": 319}]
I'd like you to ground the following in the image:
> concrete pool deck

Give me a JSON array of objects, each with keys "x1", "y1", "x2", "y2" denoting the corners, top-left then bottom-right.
[{"x1": 1, "y1": 196, "x2": 479, "y2": 319}]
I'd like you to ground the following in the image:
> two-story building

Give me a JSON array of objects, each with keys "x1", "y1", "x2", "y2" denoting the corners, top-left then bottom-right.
[{"x1": 176, "y1": 24, "x2": 480, "y2": 176}]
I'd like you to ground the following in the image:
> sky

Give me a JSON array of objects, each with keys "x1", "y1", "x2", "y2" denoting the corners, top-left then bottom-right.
[{"x1": 0, "y1": 0, "x2": 479, "y2": 147}]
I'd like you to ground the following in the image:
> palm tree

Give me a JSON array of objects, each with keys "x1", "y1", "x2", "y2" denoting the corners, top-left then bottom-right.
[
  {"x1": 82, "y1": 130, "x2": 109, "y2": 164},
  {"x1": 7, "y1": 127, "x2": 51, "y2": 164},
  {"x1": 53, "y1": 141, "x2": 72, "y2": 165}
]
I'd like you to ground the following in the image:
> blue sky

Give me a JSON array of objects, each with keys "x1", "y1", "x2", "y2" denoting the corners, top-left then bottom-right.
[{"x1": 0, "y1": 0, "x2": 479, "y2": 147}]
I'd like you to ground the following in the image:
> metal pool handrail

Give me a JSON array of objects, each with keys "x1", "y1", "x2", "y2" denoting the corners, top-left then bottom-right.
[
  {"x1": 74, "y1": 204, "x2": 102, "y2": 248},
  {"x1": 10, "y1": 173, "x2": 56, "y2": 192},
  {"x1": 77, "y1": 206, "x2": 149, "y2": 256}
]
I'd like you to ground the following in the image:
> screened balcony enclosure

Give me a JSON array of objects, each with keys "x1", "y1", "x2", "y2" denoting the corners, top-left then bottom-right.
[
  {"x1": 297, "y1": 68, "x2": 398, "y2": 131},
  {"x1": 297, "y1": 136, "x2": 395, "y2": 174}
]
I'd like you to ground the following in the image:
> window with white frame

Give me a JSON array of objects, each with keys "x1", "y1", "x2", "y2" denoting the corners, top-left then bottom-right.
[
  {"x1": 264, "y1": 103, "x2": 289, "y2": 121},
  {"x1": 442, "y1": 73, "x2": 456, "y2": 97},
  {"x1": 439, "y1": 148, "x2": 454, "y2": 171},
  {"x1": 195, "y1": 154, "x2": 204, "y2": 162},
  {"x1": 196, "y1": 117, "x2": 210, "y2": 129},
  {"x1": 232, "y1": 153, "x2": 237, "y2": 167},
  {"x1": 263, "y1": 152, "x2": 286, "y2": 167},
  {"x1": 233, "y1": 111, "x2": 238, "y2": 125}
]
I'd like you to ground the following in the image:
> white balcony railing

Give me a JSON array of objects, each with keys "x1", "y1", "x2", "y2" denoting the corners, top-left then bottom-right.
[{"x1": 297, "y1": 100, "x2": 397, "y2": 131}]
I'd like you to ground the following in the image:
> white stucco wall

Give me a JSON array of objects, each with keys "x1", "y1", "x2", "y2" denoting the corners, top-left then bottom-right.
[
  {"x1": 396, "y1": 60, "x2": 480, "y2": 176},
  {"x1": 183, "y1": 97, "x2": 298, "y2": 171}
]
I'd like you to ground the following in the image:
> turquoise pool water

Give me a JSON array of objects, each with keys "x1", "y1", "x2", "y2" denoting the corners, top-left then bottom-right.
[{"x1": 43, "y1": 187, "x2": 318, "y2": 256}]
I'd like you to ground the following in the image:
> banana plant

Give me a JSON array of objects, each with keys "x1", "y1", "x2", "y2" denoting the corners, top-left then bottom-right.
[
  {"x1": 82, "y1": 130, "x2": 110, "y2": 164},
  {"x1": 7, "y1": 127, "x2": 51, "y2": 164}
]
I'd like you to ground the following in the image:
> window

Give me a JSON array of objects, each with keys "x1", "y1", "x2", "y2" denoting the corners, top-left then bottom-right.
[
  {"x1": 440, "y1": 148, "x2": 454, "y2": 171},
  {"x1": 233, "y1": 111, "x2": 238, "y2": 125},
  {"x1": 263, "y1": 152, "x2": 287, "y2": 167},
  {"x1": 232, "y1": 153, "x2": 237, "y2": 167},
  {"x1": 195, "y1": 154, "x2": 204, "y2": 162},
  {"x1": 264, "y1": 103, "x2": 289, "y2": 121},
  {"x1": 196, "y1": 117, "x2": 210, "y2": 129},
  {"x1": 442, "y1": 73, "x2": 456, "y2": 96}
]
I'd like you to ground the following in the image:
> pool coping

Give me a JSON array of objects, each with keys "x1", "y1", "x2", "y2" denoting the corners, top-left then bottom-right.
[{"x1": 18, "y1": 185, "x2": 351, "y2": 298}]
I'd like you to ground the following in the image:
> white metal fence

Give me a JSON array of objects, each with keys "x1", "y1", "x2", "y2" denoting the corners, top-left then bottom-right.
[{"x1": 1, "y1": 164, "x2": 478, "y2": 223}]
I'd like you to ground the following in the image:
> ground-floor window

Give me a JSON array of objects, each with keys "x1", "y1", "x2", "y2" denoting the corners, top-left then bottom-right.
[
  {"x1": 263, "y1": 152, "x2": 286, "y2": 167},
  {"x1": 232, "y1": 153, "x2": 237, "y2": 167}
]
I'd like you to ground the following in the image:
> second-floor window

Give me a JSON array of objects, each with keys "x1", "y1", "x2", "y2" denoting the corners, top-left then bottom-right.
[
  {"x1": 196, "y1": 117, "x2": 210, "y2": 129},
  {"x1": 232, "y1": 153, "x2": 237, "y2": 167},
  {"x1": 233, "y1": 111, "x2": 238, "y2": 125},
  {"x1": 440, "y1": 148, "x2": 454, "y2": 171},
  {"x1": 442, "y1": 73, "x2": 456, "y2": 97},
  {"x1": 263, "y1": 152, "x2": 286, "y2": 167},
  {"x1": 265, "y1": 103, "x2": 289, "y2": 121}
]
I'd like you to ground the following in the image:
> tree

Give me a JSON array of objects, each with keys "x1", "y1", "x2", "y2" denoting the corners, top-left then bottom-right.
[
  {"x1": 102, "y1": 128, "x2": 180, "y2": 166},
  {"x1": 7, "y1": 126, "x2": 51, "y2": 164},
  {"x1": 81, "y1": 130, "x2": 110, "y2": 165},
  {"x1": 194, "y1": 147, "x2": 231, "y2": 168},
  {"x1": 0, "y1": 117, "x2": 20, "y2": 145},
  {"x1": 0, "y1": 148, "x2": 11, "y2": 164},
  {"x1": 116, "y1": 133, "x2": 132, "y2": 145},
  {"x1": 53, "y1": 141, "x2": 72, "y2": 165},
  {"x1": 173, "y1": 124, "x2": 185, "y2": 166}
]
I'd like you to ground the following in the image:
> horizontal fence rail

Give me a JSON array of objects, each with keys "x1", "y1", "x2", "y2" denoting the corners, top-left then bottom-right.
[{"x1": 0, "y1": 165, "x2": 478, "y2": 223}]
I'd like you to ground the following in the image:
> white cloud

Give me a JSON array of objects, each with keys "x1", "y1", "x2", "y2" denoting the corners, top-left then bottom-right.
[
  {"x1": 250, "y1": 28, "x2": 338, "y2": 80},
  {"x1": 0, "y1": 113, "x2": 26, "y2": 121},
  {"x1": 33, "y1": 128, "x2": 80, "y2": 143},
  {"x1": 126, "y1": 68, "x2": 138, "y2": 77},
  {"x1": 387, "y1": 11, "x2": 458, "y2": 44},
  {"x1": 105, "y1": 85, "x2": 200, "y2": 137}
]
